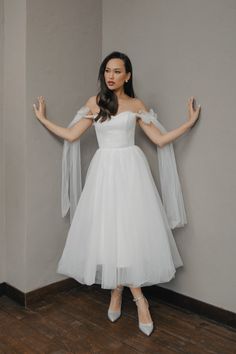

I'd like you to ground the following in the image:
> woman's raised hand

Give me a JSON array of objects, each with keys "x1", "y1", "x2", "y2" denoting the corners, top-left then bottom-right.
[
  {"x1": 187, "y1": 96, "x2": 201, "y2": 129},
  {"x1": 33, "y1": 96, "x2": 47, "y2": 122}
]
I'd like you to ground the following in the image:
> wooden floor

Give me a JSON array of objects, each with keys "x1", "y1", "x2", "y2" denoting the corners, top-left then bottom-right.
[{"x1": 0, "y1": 285, "x2": 235, "y2": 354}]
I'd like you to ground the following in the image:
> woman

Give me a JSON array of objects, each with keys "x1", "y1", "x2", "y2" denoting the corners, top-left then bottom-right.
[{"x1": 33, "y1": 51, "x2": 201, "y2": 336}]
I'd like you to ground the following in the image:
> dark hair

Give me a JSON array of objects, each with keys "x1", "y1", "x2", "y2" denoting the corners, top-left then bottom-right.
[{"x1": 95, "y1": 51, "x2": 136, "y2": 123}]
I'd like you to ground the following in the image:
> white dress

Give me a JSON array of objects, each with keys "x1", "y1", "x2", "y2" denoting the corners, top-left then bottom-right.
[{"x1": 57, "y1": 107, "x2": 186, "y2": 289}]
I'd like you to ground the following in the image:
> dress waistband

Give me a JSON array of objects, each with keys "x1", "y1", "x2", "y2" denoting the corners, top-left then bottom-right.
[{"x1": 98, "y1": 144, "x2": 136, "y2": 150}]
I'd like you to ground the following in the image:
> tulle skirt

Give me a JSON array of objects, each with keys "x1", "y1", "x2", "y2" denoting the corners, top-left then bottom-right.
[{"x1": 57, "y1": 144, "x2": 183, "y2": 289}]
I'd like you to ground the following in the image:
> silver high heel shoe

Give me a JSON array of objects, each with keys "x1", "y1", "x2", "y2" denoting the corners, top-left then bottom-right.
[
  {"x1": 107, "y1": 286, "x2": 124, "y2": 322},
  {"x1": 133, "y1": 294, "x2": 154, "y2": 336}
]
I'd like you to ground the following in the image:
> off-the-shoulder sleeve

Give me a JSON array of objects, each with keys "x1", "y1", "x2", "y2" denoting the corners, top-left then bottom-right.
[
  {"x1": 61, "y1": 105, "x2": 93, "y2": 223},
  {"x1": 136, "y1": 109, "x2": 187, "y2": 229}
]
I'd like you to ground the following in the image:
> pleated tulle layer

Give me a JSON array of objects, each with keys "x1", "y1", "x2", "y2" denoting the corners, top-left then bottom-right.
[{"x1": 57, "y1": 144, "x2": 183, "y2": 289}]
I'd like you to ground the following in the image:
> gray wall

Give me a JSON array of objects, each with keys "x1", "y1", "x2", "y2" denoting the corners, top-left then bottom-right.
[
  {"x1": 0, "y1": 0, "x2": 5, "y2": 284},
  {"x1": 3, "y1": 0, "x2": 27, "y2": 289},
  {"x1": 1, "y1": 0, "x2": 101, "y2": 292},
  {"x1": 1, "y1": 0, "x2": 235, "y2": 313},
  {"x1": 25, "y1": 0, "x2": 101, "y2": 291},
  {"x1": 103, "y1": 0, "x2": 236, "y2": 312}
]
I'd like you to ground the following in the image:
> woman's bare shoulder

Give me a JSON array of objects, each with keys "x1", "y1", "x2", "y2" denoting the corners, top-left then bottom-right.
[
  {"x1": 85, "y1": 95, "x2": 99, "y2": 115},
  {"x1": 131, "y1": 98, "x2": 149, "y2": 112}
]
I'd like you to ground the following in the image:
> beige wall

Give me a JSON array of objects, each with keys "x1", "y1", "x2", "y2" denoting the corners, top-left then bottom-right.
[
  {"x1": 103, "y1": 0, "x2": 236, "y2": 312},
  {"x1": 1, "y1": 0, "x2": 235, "y2": 313}
]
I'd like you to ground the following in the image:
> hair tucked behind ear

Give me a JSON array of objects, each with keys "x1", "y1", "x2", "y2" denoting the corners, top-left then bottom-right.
[{"x1": 95, "y1": 51, "x2": 136, "y2": 123}]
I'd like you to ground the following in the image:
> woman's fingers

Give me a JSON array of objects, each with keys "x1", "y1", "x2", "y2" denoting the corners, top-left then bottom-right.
[
  {"x1": 33, "y1": 101, "x2": 38, "y2": 112},
  {"x1": 37, "y1": 96, "x2": 46, "y2": 111},
  {"x1": 38, "y1": 96, "x2": 45, "y2": 107},
  {"x1": 188, "y1": 96, "x2": 200, "y2": 113},
  {"x1": 186, "y1": 96, "x2": 201, "y2": 129},
  {"x1": 33, "y1": 96, "x2": 46, "y2": 120},
  {"x1": 190, "y1": 97, "x2": 194, "y2": 112},
  {"x1": 188, "y1": 97, "x2": 194, "y2": 116}
]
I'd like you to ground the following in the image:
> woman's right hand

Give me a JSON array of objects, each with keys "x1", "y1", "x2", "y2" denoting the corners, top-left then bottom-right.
[
  {"x1": 33, "y1": 96, "x2": 47, "y2": 122},
  {"x1": 186, "y1": 96, "x2": 201, "y2": 129}
]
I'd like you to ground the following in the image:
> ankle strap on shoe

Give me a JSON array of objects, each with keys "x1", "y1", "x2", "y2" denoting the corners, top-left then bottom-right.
[{"x1": 133, "y1": 294, "x2": 145, "y2": 302}]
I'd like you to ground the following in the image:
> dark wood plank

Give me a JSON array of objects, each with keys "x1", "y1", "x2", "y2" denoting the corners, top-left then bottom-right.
[{"x1": 0, "y1": 286, "x2": 235, "y2": 354}]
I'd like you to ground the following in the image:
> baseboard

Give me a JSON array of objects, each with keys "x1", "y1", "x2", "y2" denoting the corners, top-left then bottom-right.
[
  {"x1": 25, "y1": 278, "x2": 81, "y2": 306},
  {"x1": 145, "y1": 285, "x2": 236, "y2": 329},
  {"x1": 0, "y1": 278, "x2": 80, "y2": 307},
  {"x1": 0, "y1": 282, "x2": 6, "y2": 297},
  {"x1": 1, "y1": 280, "x2": 235, "y2": 329}
]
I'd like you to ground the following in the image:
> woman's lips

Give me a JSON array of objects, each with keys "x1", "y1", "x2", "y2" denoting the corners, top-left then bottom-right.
[{"x1": 108, "y1": 81, "x2": 115, "y2": 85}]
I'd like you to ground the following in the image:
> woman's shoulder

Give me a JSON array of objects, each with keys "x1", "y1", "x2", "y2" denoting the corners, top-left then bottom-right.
[
  {"x1": 85, "y1": 95, "x2": 99, "y2": 115},
  {"x1": 131, "y1": 98, "x2": 149, "y2": 113}
]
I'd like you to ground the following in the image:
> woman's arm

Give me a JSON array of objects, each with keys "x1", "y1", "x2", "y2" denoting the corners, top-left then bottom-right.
[
  {"x1": 137, "y1": 97, "x2": 201, "y2": 148},
  {"x1": 33, "y1": 96, "x2": 93, "y2": 142}
]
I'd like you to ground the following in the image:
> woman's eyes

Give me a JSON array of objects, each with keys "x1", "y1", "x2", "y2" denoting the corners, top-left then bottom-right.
[{"x1": 105, "y1": 70, "x2": 120, "y2": 73}]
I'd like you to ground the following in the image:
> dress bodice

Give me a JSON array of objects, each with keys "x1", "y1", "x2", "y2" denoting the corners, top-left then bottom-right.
[
  {"x1": 93, "y1": 111, "x2": 136, "y2": 149},
  {"x1": 62, "y1": 105, "x2": 187, "y2": 230}
]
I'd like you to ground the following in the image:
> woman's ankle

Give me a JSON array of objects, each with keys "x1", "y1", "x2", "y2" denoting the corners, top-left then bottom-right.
[{"x1": 129, "y1": 286, "x2": 143, "y2": 300}]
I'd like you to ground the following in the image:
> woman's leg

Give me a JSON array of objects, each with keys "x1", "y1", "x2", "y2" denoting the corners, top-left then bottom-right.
[
  {"x1": 108, "y1": 284, "x2": 124, "y2": 312},
  {"x1": 129, "y1": 286, "x2": 153, "y2": 324}
]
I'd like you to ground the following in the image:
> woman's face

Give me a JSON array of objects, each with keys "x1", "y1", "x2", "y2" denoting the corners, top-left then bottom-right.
[{"x1": 104, "y1": 58, "x2": 130, "y2": 90}]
